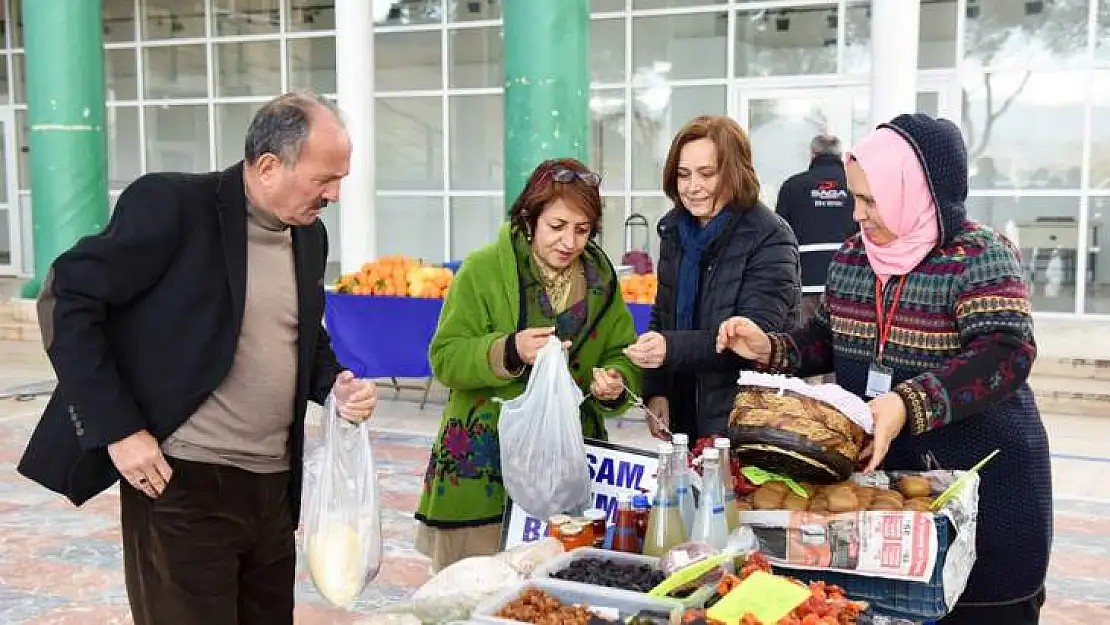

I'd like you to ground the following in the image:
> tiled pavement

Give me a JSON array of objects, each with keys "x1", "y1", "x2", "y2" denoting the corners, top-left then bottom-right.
[
  {"x1": 0, "y1": 408, "x2": 435, "y2": 625},
  {"x1": 1, "y1": 362, "x2": 1109, "y2": 622}
]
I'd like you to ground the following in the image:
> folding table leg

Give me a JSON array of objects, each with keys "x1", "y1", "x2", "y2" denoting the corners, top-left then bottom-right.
[{"x1": 420, "y1": 377, "x2": 434, "y2": 410}]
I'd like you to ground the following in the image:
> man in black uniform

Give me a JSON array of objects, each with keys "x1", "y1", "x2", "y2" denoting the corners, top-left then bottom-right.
[{"x1": 775, "y1": 134, "x2": 857, "y2": 328}]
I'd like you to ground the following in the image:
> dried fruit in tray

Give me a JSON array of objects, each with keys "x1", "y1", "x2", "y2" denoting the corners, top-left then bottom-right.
[
  {"x1": 495, "y1": 587, "x2": 671, "y2": 625},
  {"x1": 688, "y1": 553, "x2": 867, "y2": 625},
  {"x1": 495, "y1": 587, "x2": 609, "y2": 625},
  {"x1": 549, "y1": 557, "x2": 666, "y2": 594}
]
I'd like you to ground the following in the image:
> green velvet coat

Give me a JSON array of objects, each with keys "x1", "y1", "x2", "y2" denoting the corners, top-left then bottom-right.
[{"x1": 415, "y1": 224, "x2": 641, "y2": 528}]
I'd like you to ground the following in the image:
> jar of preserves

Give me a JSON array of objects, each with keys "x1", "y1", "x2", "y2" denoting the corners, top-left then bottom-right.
[
  {"x1": 547, "y1": 514, "x2": 572, "y2": 538},
  {"x1": 582, "y1": 508, "x2": 608, "y2": 548},
  {"x1": 558, "y1": 521, "x2": 593, "y2": 551}
]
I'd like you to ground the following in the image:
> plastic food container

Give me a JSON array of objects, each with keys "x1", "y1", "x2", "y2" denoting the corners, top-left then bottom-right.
[
  {"x1": 471, "y1": 577, "x2": 684, "y2": 625},
  {"x1": 532, "y1": 547, "x2": 720, "y2": 609}
]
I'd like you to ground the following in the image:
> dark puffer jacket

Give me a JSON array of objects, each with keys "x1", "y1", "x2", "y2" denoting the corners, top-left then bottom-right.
[{"x1": 643, "y1": 202, "x2": 800, "y2": 439}]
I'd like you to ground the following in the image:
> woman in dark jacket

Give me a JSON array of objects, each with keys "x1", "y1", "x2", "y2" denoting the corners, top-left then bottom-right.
[
  {"x1": 719, "y1": 114, "x2": 1052, "y2": 623},
  {"x1": 625, "y1": 115, "x2": 801, "y2": 440}
]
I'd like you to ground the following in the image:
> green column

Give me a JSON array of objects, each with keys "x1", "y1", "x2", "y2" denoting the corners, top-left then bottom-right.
[
  {"x1": 502, "y1": 0, "x2": 590, "y2": 214},
  {"x1": 20, "y1": 3, "x2": 108, "y2": 298}
]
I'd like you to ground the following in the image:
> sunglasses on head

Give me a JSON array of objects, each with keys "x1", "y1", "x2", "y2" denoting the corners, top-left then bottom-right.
[{"x1": 550, "y1": 167, "x2": 602, "y2": 187}]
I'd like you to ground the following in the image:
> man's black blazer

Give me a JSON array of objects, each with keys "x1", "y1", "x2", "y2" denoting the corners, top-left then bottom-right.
[{"x1": 17, "y1": 161, "x2": 343, "y2": 521}]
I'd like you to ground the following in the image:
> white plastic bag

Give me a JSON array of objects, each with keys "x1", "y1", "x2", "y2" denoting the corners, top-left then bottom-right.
[
  {"x1": 303, "y1": 394, "x2": 383, "y2": 608},
  {"x1": 497, "y1": 335, "x2": 592, "y2": 521},
  {"x1": 366, "y1": 538, "x2": 565, "y2": 624}
]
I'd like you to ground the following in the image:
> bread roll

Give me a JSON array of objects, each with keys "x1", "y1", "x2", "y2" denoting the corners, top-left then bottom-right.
[
  {"x1": 854, "y1": 492, "x2": 874, "y2": 510},
  {"x1": 762, "y1": 481, "x2": 791, "y2": 495},
  {"x1": 899, "y1": 476, "x2": 932, "y2": 499},
  {"x1": 873, "y1": 490, "x2": 904, "y2": 504},
  {"x1": 869, "y1": 497, "x2": 903, "y2": 511},
  {"x1": 753, "y1": 485, "x2": 786, "y2": 510},
  {"x1": 782, "y1": 493, "x2": 810, "y2": 511},
  {"x1": 826, "y1": 487, "x2": 859, "y2": 513},
  {"x1": 904, "y1": 497, "x2": 933, "y2": 512}
]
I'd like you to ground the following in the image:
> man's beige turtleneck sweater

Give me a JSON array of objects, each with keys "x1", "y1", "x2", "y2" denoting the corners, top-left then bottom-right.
[{"x1": 162, "y1": 202, "x2": 299, "y2": 473}]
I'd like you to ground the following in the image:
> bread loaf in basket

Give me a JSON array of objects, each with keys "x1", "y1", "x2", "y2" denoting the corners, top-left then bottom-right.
[{"x1": 727, "y1": 372, "x2": 874, "y2": 483}]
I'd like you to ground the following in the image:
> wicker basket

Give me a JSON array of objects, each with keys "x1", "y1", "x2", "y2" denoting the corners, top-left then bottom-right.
[{"x1": 727, "y1": 386, "x2": 867, "y2": 483}]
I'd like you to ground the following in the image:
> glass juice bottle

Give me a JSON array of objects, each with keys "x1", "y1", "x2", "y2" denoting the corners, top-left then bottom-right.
[
  {"x1": 670, "y1": 433, "x2": 696, "y2": 535},
  {"x1": 689, "y1": 448, "x2": 730, "y2": 550},
  {"x1": 644, "y1": 443, "x2": 686, "y2": 557},
  {"x1": 714, "y1": 437, "x2": 741, "y2": 531},
  {"x1": 610, "y1": 494, "x2": 640, "y2": 553}
]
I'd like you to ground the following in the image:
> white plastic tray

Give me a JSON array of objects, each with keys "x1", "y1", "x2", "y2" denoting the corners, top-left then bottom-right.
[
  {"x1": 471, "y1": 577, "x2": 684, "y2": 625},
  {"x1": 532, "y1": 547, "x2": 717, "y2": 609}
]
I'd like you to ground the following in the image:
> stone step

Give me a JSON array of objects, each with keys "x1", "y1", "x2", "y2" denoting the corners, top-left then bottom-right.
[
  {"x1": 0, "y1": 299, "x2": 38, "y2": 342},
  {"x1": 1033, "y1": 356, "x2": 1110, "y2": 381},
  {"x1": 0, "y1": 322, "x2": 38, "y2": 342},
  {"x1": 0, "y1": 299, "x2": 37, "y2": 323},
  {"x1": 1032, "y1": 375, "x2": 1110, "y2": 418}
]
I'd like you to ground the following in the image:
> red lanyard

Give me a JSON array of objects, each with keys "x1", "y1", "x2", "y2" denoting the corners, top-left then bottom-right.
[{"x1": 874, "y1": 275, "x2": 907, "y2": 364}]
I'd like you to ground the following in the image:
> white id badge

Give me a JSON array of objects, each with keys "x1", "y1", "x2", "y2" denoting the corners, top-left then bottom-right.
[{"x1": 866, "y1": 362, "x2": 893, "y2": 398}]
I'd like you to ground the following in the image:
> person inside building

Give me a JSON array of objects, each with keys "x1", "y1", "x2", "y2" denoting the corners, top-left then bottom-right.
[
  {"x1": 717, "y1": 113, "x2": 1052, "y2": 625},
  {"x1": 414, "y1": 158, "x2": 640, "y2": 572},
  {"x1": 775, "y1": 134, "x2": 857, "y2": 328},
  {"x1": 624, "y1": 114, "x2": 801, "y2": 442},
  {"x1": 17, "y1": 91, "x2": 380, "y2": 625}
]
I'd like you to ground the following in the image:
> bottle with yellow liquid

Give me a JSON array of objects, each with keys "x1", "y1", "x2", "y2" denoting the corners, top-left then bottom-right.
[
  {"x1": 670, "y1": 433, "x2": 696, "y2": 536},
  {"x1": 643, "y1": 442, "x2": 687, "y2": 557},
  {"x1": 714, "y1": 437, "x2": 741, "y2": 531}
]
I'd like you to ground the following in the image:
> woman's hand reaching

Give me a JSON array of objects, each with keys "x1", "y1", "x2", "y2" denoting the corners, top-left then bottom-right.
[
  {"x1": 716, "y1": 317, "x2": 772, "y2": 364},
  {"x1": 859, "y1": 392, "x2": 908, "y2": 472},
  {"x1": 514, "y1": 327, "x2": 571, "y2": 365},
  {"x1": 645, "y1": 396, "x2": 671, "y2": 441},
  {"x1": 624, "y1": 331, "x2": 667, "y2": 369},
  {"x1": 590, "y1": 368, "x2": 625, "y2": 402}
]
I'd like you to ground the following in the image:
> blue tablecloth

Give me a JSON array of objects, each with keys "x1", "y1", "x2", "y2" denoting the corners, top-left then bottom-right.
[{"x1": 324, "y1": 293, "x2": 652, "y2": 379}]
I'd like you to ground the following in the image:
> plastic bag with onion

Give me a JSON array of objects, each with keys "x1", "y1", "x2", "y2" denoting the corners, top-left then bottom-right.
[{"x1": 655, "y1": 527, "x2": 759, "y2": 597}]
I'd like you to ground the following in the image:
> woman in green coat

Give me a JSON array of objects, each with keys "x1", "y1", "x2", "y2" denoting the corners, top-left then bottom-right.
[{"x1": 414, "y1": 158, "x2": 642, "y2": 571}]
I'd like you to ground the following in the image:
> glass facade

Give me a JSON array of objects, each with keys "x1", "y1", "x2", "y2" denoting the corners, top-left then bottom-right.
[{"x1": 0, "y1": 0, "x2": 1107, "y2": 316}]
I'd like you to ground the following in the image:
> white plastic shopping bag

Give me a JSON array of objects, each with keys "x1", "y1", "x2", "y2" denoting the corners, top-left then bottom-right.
[
  {"x1": 303, "y1": 394, "x2": 383, "y2": 608},
  {"x1": 497, "y1": 335, "x2": 591, "y2": 520}
]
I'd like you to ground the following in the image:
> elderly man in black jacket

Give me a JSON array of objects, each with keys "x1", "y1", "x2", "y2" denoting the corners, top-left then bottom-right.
[{"x1": 18, "y1": 91, "x2": 377, "y2": 625}]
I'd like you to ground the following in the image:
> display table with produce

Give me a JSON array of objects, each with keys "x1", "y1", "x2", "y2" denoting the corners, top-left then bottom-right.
[
  {"x1": 334, "y1": 343, "x2": 977, "y2": 624},
  {"x1": 355, "y1": 437, "x2": 972, "y2": 625},
  {"x1": 324, "y1": 257, "x2": 655, "y2": 395}
]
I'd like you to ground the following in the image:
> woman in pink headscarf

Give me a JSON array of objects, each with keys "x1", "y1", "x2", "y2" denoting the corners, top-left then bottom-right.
[{"x1": 717, "y1": 114, "x2": 1051, "y2": 624}]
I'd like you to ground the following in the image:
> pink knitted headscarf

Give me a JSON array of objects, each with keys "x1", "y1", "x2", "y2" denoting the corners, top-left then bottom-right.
[{"x1": 846, "y1": 128, "x2": 940, "y2": 285}]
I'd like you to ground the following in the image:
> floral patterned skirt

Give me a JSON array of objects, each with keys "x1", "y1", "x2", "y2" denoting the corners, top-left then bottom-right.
[{"x1": 415, "y1": 399, "x2": 507, "y2": 527}]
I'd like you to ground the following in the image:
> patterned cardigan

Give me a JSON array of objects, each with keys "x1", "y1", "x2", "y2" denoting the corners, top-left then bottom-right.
[
  {"x1": 762, "y1": 221, "x2": 1054, "y2": 605},
  {"x1": 767, "y1": 222, "x2": 1035, "y2": 434}
]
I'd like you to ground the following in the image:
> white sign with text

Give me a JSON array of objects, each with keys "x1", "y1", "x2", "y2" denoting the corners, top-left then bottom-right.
[{"x1": 501, "y1": 440, "x2": 657, "y2": 550}]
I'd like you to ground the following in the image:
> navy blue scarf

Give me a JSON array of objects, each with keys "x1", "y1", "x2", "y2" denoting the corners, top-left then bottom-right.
[{"x1": 676, "y1": 209, "x2": 730, "y2": 331}]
